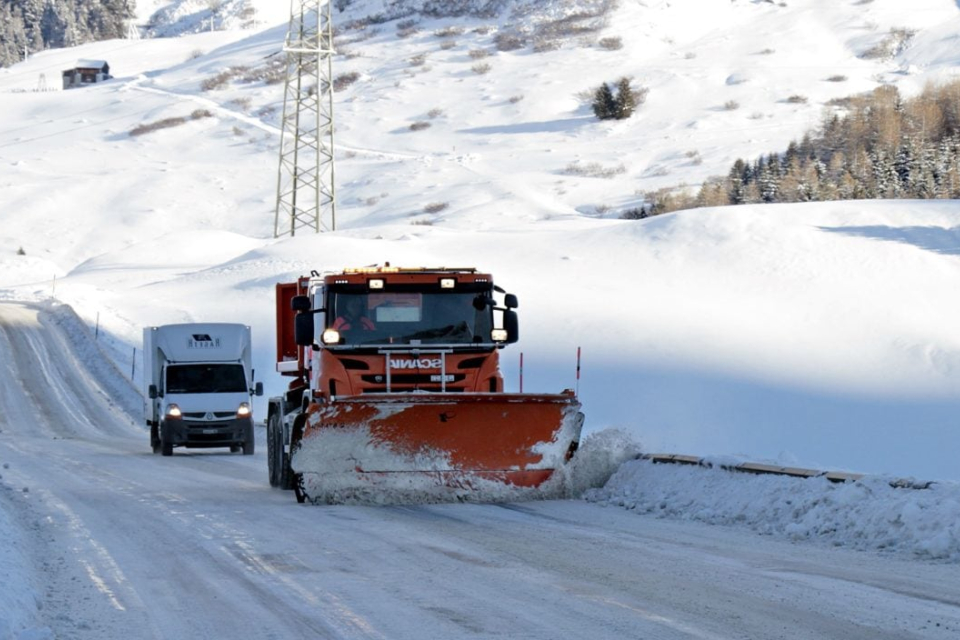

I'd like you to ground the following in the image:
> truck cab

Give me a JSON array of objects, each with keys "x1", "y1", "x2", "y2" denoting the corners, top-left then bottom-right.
[{"x1": 298, "y1": 267, "x2": 518, "y2": 398}]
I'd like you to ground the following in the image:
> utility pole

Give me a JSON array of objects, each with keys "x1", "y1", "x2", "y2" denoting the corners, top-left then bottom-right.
[{"x1": 274, "y1": 0, "x2": 336, "y2": 237}]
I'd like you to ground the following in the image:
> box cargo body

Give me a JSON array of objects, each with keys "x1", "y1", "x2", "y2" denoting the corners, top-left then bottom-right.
[{"x1": 144, "y1": 323, "x2": 262, "y2": 456}]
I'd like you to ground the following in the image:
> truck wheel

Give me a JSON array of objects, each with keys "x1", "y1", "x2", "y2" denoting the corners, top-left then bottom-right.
[
  {"x1": 267, "y1": 413, "x2": 280, "y2": 487},
  {"x1": 293, "y1": 473, "x2": 306, "y2": 503},
  {"x1": 151, "y1": 423, "x2": 161, "y2": 454},
  {"x1": 279, "y1": 450, "x2": 294, "y2": 490},
  {"x1": 282, "y1": 414, "x2": 305, "y2": 493}
]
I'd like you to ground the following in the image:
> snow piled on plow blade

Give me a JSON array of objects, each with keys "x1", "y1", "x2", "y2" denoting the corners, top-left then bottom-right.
[{"x1": 290, "y1": 393, "x2": 615, "y2": 505}]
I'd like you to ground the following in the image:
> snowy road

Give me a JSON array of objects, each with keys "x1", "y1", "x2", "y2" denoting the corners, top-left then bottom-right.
[{"x1": 2, "y1": 302, "x2": 959, "y2": 639}]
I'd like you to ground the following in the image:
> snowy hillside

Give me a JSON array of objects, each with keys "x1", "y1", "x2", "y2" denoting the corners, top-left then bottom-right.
[
  {"x1": 4, "y1": 5, "x2": 960, "y2": 638},
  {"x1": 2, "y1": 0, "x2": 960, "y2": 486}
]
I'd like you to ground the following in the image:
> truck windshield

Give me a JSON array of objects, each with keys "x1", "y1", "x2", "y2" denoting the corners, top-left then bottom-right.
[
  {"x1": 166, "y1": 364, "x2": 247, "y2": 394},
  {"x1": 329, "y1": 291, "x2": 492, "y2": 346}
]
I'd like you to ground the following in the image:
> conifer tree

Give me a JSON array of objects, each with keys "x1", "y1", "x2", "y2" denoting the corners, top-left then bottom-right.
[
  {"x1": 727, "y1": 159, "x2": 748, "y2": 204},
  {"x1": 592, "y1": 82, "x2": 616, "y2": 120},
  {"x1": 758, "y1": 154, "x2": 781, "y2": 203},
  {"x1": 613, "y1": 77, "x2": 637, "y2": 120}
]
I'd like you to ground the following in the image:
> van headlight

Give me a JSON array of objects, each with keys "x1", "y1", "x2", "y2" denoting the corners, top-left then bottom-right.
[
  {"x1": 165, "y1": 403, "x2": 182, "y2": 419},
  {"x1": 237, "y1": 402, "x2": 252, "y2": 419}
]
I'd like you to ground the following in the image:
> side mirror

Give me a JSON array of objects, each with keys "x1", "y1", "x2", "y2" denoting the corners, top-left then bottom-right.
[
  {"x1": 291, "y1": 295, "x2": 312, "y2": 312},
  {"x1": 254, "y1": 382, "x2": 263, "y2": 397},
  {"x1": 294, "y1": 312, "x2": 315, "y2": 346},
  {"x1": 504, "y1": 294, "x2": 519, "y2": 309},
  {"x1": 148, "y1": 384, "x2": 158, "y2": 400},
  {"x1": 503, "y1": 309, "x2": 519, "y2": 344}
]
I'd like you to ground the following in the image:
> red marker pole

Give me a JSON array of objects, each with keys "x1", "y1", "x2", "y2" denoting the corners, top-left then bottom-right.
[
  {"x1": 519, "y1": 352, "x2": 524, "y2": 393},
  {"x1": 576, "y1": 346, "x2": 581, "y2": 395}
]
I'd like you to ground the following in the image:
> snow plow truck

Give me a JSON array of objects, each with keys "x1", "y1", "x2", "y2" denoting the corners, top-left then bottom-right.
[{"x1": 266, "y1": 265, "x2": 585, "y2": 503}]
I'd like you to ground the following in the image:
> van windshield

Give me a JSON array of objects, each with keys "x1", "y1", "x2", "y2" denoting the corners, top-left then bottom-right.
[{"x1": 166, "y1": 364, "x2": 247, "y2": 394}]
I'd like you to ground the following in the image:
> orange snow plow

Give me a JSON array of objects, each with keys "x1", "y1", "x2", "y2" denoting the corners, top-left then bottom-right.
[
  {"x1": 266, "y1": 266, "x2": 585, "y2": 504},
  {"x1": 294, "y1": 392, "x2": 583, "y2": 503}
]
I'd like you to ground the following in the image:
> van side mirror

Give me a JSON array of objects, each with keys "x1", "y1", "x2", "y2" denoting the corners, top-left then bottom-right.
[
  {"x1": 254, "y1": 382, "x2": 263, "y2": 397},
  {"x1": 294, "y1": 312, "x2": 315, "y2": 346},
  {"x1": 148, "y1": 384, "x2": 158, "y2": 400}
]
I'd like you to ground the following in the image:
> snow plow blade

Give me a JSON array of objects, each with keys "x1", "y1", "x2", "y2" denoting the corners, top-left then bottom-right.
[{"x1": 291, "y1": 391, "x2": 584, "y2": 504}]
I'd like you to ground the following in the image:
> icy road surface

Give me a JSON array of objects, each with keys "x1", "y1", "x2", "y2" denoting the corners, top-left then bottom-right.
[{"x1": 1, "y1": 301, "x2": 959, "y2": 640}]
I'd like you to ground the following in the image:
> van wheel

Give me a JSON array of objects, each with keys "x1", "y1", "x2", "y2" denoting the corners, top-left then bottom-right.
[
  {"x1": 151, "y1": 423, "x2": 161, "y2": 454},
  {"x1": 161, "y1": 435, "x2": 173, "y2": 456},
  {"x1": 242, "y1": 436, "x2": 255, "y2": 456}
]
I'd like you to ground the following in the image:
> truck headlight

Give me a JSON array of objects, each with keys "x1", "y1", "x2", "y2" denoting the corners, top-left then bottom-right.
[
  {"x1": 237, "y1": 402, "x2": 251, "y2": 419},
  {"x1": 321, "y1": 328, "x2": 341, "y2": 344},
  {"x1": 165, "y1": 403, "x2": 182, "y2": 419},
  {"x1": 491, "y1": 329, "x2": 508, "y2": 342}
]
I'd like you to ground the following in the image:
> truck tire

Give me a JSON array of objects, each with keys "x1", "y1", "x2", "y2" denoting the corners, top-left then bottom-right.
[
  {"x1": 267, "y1": 413, "x2": 280, "y2": 487},
  {"x1": 283, "y1": 413, "x2": 305, "y2": 493},
  {"x1": 279, "y1": 451, "x2": 294, "y2": 491}
]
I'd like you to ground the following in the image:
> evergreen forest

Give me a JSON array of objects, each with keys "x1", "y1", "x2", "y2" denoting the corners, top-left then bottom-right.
[
  {"x1": 0, "y1": 0, "x2": 134, "y2": 67},
  {"x1": 644, "y1": 81, "x2": 960, "y2": 216}
]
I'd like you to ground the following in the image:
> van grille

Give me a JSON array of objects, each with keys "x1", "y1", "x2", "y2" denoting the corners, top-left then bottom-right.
[{"x1": 182, "y1": 411, "x2": 236, "y2": 420}]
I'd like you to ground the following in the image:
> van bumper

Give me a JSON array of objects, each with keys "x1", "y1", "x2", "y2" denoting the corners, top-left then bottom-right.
[{"x1": 162, "y1": 416, "x2": 254, "y2": 449}]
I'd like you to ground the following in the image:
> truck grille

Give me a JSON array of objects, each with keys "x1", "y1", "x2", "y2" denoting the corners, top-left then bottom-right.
[
  {"x1": 361, "y1": 387, "x2": 465, "y2": 393},
  {"x1": 360, "y1": 374, "x2": 466, "y2": 385}
]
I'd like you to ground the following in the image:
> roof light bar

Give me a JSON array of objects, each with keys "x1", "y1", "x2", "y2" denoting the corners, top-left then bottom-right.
[{"x1": 344, "y1": 266, "x2": 401, "y2": 274}]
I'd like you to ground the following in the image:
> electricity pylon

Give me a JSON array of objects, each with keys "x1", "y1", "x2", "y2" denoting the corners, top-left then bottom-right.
[{"x1": 274, "y1": 0, "x2": 336, "y2": 237}]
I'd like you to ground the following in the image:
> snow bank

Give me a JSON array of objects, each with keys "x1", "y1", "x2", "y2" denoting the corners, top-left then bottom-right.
[
  {"x1": 39, "y1": 302, "x2": 142, "y2": 422},
  {"x1": 587, "y1": 459, "x2": 960, "y2": 561},
  {"x1": 0, "y1": 487, "x2": 49, "y2": 640}
]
